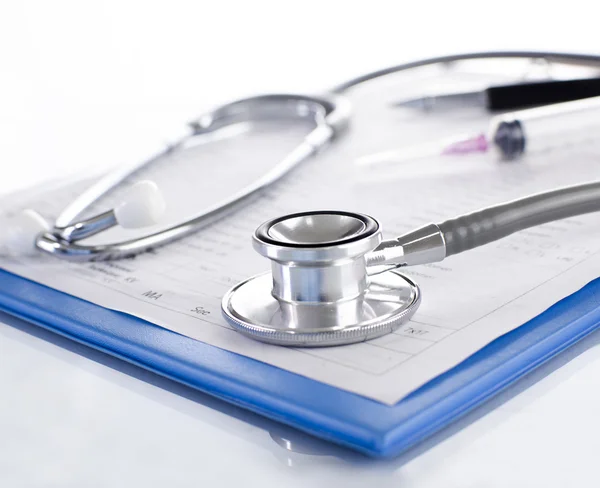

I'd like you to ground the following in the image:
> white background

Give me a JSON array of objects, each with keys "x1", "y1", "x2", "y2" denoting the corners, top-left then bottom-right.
[
  {"x1": 1, "y1": 0, "x2": 599, "y2": 193},
  {"x1": 1, "y1": 1, "x2": 600, "y2": 486}
]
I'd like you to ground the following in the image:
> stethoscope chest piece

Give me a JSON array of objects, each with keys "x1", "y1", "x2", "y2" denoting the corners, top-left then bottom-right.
[{"x1": 221, "y1": 211, "x2": 421, "y2": 347}]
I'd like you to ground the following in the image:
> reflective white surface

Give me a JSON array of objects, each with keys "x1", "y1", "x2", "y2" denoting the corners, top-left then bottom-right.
[
  {"x1": 2, "y1": 2, "x2": 600, "y2": 485},
  {"x1": 3, "y1": 311, "x2": 600, "y2": 486}
]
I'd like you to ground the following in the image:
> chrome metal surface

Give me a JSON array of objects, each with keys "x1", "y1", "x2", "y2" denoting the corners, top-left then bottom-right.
[
  {"x1": 37, "y1": 93, "x2": 351, "y2": 261},
  {"x1": 269, "y1": 256, "x2": 368, "y2": 303},
  {"x1": 253, "y1": 211, "x2": 380, "y2": 264},
  {"x1": 268, "y1": 214, "x2": 367, "y2": 245},
  {"x1": 222, "y1": 270, "x2": 420, "y2": 347},
  {"x1": 366, "y1": 223, "x2": 447, "y2": 268},
  {"x1": 55, "y1": 210, "x2": 117, "y2": 242},
  {"x1": 254, "y1": 211, "x2": 381, "y2": 303},
  {"x1": 223, "y1": 210, "x2": 420, "y2": 346},
  {"x1": 393, "y1": 89, "x2": 488, "y2": 111}
]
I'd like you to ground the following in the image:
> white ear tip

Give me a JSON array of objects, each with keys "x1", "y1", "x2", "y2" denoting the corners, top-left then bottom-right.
[
  {"x1": 1, "y1": 209, "x2": 50, "y2": 256},
  {"x1": 114, "y1": 180, "x2": 166, "y2": 229}
]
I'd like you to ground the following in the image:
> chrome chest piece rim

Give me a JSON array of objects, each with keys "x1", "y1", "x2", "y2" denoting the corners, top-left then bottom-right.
[
  {"x1": 222, "y1": 270, "x2": 420, "y2": 347},
  {"x1": 221, "y1": 211, "x2": 421, "y2": 347}
]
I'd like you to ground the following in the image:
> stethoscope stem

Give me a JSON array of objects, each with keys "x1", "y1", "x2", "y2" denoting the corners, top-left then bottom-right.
[
  {"x1": 366, "y1": 223, "x2": 446, "y2": 268},
  {"x1": 367, "y1": 180, "x2": 600, "y2": 269}
]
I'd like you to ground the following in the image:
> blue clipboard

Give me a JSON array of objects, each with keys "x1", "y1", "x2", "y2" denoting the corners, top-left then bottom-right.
[{"x1": 1, "y1": 266, "x2": 600, "y2": 458}]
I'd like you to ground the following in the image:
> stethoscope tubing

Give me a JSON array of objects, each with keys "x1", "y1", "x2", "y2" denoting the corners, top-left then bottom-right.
[{"x1": 34, "y1": 51, "x2": 600, "y2": 261}]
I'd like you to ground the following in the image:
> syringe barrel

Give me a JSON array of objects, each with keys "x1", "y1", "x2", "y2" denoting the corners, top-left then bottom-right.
[{"x1": 488, "y1": 96, "x2": 600, "y2": 159}]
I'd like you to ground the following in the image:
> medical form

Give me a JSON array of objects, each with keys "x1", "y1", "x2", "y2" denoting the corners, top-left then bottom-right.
[{"x1": 2, "y1": 132, "x2": 600, "y2": 406}]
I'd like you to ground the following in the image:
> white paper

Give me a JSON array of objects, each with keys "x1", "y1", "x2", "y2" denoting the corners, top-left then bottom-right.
[{"x1": 2, "y1": 85, "x2": 600, "y2": 405}]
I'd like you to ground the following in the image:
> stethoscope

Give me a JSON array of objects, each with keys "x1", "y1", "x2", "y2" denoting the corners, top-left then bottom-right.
[
  {"x1": 32, "y1": 93, "x2": 350, "y2": 260},
  {"x1": 7, "y1": 51, "x2": 600, "y2": 347}
]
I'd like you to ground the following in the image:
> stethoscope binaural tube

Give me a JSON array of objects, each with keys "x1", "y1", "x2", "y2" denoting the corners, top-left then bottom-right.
[{"x1": 32, "y1": 93, "x2": 351, "y2": 261}]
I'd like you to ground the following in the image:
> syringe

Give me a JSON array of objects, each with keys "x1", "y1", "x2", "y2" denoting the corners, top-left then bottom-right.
[{"x1": 356, "y1": 95, "x2": 600, "y2": 166}]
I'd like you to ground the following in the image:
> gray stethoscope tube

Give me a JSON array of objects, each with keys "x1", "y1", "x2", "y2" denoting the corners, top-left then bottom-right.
[
  {"x1": 221, "y1": 181, "x2": 600, "y2": 346},
  {"x1": 371, "y1": 180, "x2": 600, "y2": 268}
]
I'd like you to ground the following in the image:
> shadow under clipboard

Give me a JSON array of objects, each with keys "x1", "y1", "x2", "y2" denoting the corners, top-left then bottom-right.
[{"x1": 3, "y1": 296, "x2": 600, "y2": 472}]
